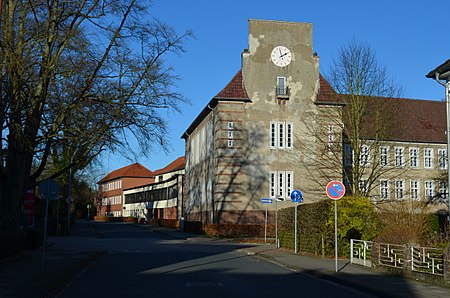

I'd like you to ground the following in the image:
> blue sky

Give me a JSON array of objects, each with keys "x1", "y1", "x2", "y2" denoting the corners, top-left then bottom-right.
[{"x1": 99, "y1": 0, "x2": 449, "y2": 178}]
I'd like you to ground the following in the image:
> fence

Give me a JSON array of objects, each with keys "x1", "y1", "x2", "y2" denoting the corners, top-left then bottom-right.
[{"x1": 350, "y1": 239, "x2": 449, "y2": 285}]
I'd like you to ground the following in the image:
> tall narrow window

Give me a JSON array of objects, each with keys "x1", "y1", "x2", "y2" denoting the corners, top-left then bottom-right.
[
  {"x1": 439, "y1": 181, "x2": 448, "y2": 201},
  {"x1": 270, "y1": 122, "x2": 277, "y2": 148},
  {"x1": 278, "y1": 122, "x2": 285, "y2": 148},
  {"x1": 227, "y1": 121, "x2": 234, "y2": 148},
  {"x1": 276, "y1": 77, "x2": 287, "y2": 96},
  {"x1": 410, "y1": 180, "x2": 419, "y2": 200},
  {"x1": 438, "y1": 149, "x2": 447, "y2": 169},
  {"x1": 394, "y1": 147, "x2": 404, "y2": 167},
  {"x1": 286, "y1": 122, "x2": 293, "y2": 149},
  {"x1": 327, "y1": 125, "x2": 335, "y2": 151},
  {"x1": 424, "y1": 148, "x2": 434, "y2": 169},
  {"x1": 358, "y1": 179, "x2": 367, "y2": 195},
  {"x1": 278, "y1": 171, "x2": 285, "y2": 198},
  {"x1": 269, "y1": 172, "x2": 276, "y2": 197},
  {"x1": 286, "y1": 171, "x2": 294, "y2": 198},
  {"x1": 395, "y1": 180, "x2": 405, "y2": 200},
  {"x1": 409, "y1": 148, "x2": 418, "y2": 168},
  {"x1": 360, "y1": 145, "x2": 370, "y2": 166},
  {"x1": 425, "y1": 180, "x2": 434, "y2": 200},
  {"x1": 380, "y1": 146, "x2": 389, "y2": 167},
  {"x1": 380, "y1": 179, "x2": 390, "y2": 199}
]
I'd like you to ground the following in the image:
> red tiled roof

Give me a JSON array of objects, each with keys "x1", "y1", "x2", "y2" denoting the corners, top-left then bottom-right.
[
  {"x1": 215, "y1": 70, "x2": 250, "y2": 99},
  {"x1": 359, "y1": 96, "x2": 446, "y2": 143},
  {"x1": 316, "y1": 74, "x2": 340, "y2": 104},
  {"x1": 98, "y1": 163, "x2": 153, "y2": 183},
  {"x1": 152, "y1": 156, "x2": 185, "y2": 176}
]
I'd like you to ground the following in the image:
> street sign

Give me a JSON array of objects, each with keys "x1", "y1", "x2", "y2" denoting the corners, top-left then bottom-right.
[
  {"x1": 290, "y1": 189, "x2": 303, "y2": 203},
  {"x1": 261, "y1": 198, "x2": 273, "y2": 204},
  {"x1": 326, "y1": 180, "x2": 346, "y2": 200}
]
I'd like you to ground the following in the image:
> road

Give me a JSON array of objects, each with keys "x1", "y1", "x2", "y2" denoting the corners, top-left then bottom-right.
[{"x1": 57, "y1": 222, "x2": 374, "y2": 298}]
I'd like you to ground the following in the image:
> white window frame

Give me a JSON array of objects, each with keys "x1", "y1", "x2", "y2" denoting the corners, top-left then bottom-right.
[
  {"x1": 394, "y1": 146, "x2": 404, "y2": 167},
  {"x1": 379, "y1": 146, "x2": 389, "y2": 167},
  {"x1": 276, "y1": 76, "x2": 287, "y2": 96},
  {"x1": 360, "y1": 145, "x2": 370, "y2": 166},
  {"x1": 270, "y1": 122, "x2": 277, "y2": 148},
  {"x1": 358, "y1": 179, "x2": 367, "y2": 194},
  {"x1": 438, "y1": 149, "x2": 447, "y2": 170},
  {"x1": 380, "y1": 179, "x2": 390, "y2": 199},
  {"x1": 424, "y1": 148, "x2": 434, "y2": 169},
  {"x1": 286, "y1": 171, "x2": 294, "y2": 198},
  {"x1": 409, "y1": 147, "x2": 419, "y2": 168},
  {"x1": 278, "y1": 122, "x2": 285, "y2": 149},
  {"x1": 410, "y1": 180, "x2": 420, "y2": 201},
  {"x1": 286, "y1": 122, "x2": 293, "y2": 149},
  {"x1": 425, "y1": 180, "x2": 434, "y2": 200},
  {"x1": 269, "y1": 171, "x2": 276, "y2": 197},
  {"x1": 278, "y1": 171, "x2": 285, "y2": 198},
  {"x1": 395, "y1": 179, "x2": 405, "y2": 200},
  {"x1": 439, "y1": 181, "x2": 448, "y2": 201},
  {"x1": 227, "y1": 121, "x2": 234, "y2": 148}
]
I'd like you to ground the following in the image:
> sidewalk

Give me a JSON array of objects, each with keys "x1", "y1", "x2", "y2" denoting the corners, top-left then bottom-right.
[
  {"x1": 0, "y1": 220, "x2": 103, "y2": 298},
  {"x1": 239, "y1": 244, "x2": 450, "y2": 298}
]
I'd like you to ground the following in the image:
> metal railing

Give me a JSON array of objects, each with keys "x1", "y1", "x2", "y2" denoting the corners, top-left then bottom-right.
[
  {"x1": 411, "y1": 246, "x2": 444, "y2": 276},
  {"x1": 378, "y1": 243, "x2": 404, "y2": 268},
  {"x1": 350, "y1": 239, "x2": 372, "y2": 267}
]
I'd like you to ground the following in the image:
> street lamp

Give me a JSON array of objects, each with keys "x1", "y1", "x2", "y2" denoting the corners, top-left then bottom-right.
[{"x1": 426, "y1": 59, "x2": 450, "y2": 223}]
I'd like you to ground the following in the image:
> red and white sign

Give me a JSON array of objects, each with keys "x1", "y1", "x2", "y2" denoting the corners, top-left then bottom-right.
[{"x1": 326, "y1": 181, "x2": 346, "y2": 200}]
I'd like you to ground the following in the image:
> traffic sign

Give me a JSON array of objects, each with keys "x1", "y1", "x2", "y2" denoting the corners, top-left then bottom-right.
[
  {"x1": 326, "y1": 181, "x2": 346, "y2": 200},
  {"x1": 290, "y1": 189, "x2": 303, "y2": 203},
  {"x1": 261, "y1": 198, "x2": 273, "y2": 204}
]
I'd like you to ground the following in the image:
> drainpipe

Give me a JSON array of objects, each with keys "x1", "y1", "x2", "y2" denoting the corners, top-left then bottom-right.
[
  {"x1": 433, "y1": 72, "x2": 450, "y2": 223},
  {"x1": 207, "y1": 104, "x2": 215, "y2": 224}
]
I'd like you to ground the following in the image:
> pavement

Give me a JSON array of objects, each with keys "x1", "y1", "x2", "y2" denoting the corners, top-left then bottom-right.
[{"x1": 0, "y1": 220, "x2": 449, "y2": 298}]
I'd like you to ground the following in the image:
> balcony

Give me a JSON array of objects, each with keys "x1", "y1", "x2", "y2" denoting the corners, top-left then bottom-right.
[{"x1": 276, "y1": 86, "x2": 290, "y2": 99}]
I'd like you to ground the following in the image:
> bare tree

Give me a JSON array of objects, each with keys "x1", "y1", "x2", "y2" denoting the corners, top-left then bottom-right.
[
  {"x1": 0, "y1": 0, "x2": 192, "y2": 229},
  {"x1": 300, "y1": 40, "x2": 404, "y2": 197}
]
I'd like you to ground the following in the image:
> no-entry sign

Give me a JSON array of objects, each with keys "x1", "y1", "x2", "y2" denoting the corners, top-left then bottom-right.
[{"x1": 326, "y1": 181, "x2": 345, "y2": 200}]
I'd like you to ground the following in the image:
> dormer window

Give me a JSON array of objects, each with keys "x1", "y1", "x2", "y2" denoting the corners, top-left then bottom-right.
[{"x1": 276, "y1": 77, "x2": 290, "y2": 99}]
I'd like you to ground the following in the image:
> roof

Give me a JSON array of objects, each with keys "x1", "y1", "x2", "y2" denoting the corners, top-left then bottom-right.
[
  {"x1": 214, "y1": 69, "x2": 250, "y2": 99},
  {"x1": 315, "y1": 74, "x2": 342, "y2": 104},
  {"x1": 182, "y1": 69, "x2": 251, "y2": 139},
  {"x1": 426, "y1": 59, "x2": 450, "y2": 80},
  {"x1": 358, "y1": 96, "x2": 446, "y2": 143},
  {"x1": 98, "y1": 163, "x2": 153, "y2": 184},
  {"x1": 152, "y1": 156, "x2": 185, "y2": 176}
]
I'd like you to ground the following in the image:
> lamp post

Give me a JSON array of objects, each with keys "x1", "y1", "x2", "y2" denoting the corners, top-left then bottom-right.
[{"x1": 426, "y1": 59, "x2": 450, "y2": 223}]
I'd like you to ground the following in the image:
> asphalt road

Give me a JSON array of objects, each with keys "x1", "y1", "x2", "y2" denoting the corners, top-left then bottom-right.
[{"x1": 56, "y1": 222, "x2": 375, "y2": 298}]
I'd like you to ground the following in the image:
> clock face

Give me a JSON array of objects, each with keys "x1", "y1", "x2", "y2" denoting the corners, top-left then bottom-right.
[{"x1": 271, "y1": 46, "x2": 292, "y2": 67}]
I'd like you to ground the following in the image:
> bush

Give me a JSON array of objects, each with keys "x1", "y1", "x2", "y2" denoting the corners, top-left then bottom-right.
[
  {"x1": 0, "y1": 230, "x2": 26, "y2": 258},
  {"x1": 204, "y1": 224, "x2": 275, "y2": 238},
  {"x1": 376, "y1": 200, "x2": 431, "y2": 245}
]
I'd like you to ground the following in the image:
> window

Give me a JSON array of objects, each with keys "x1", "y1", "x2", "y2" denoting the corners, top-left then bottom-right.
[
  {"x1": 410, "y1": 180, "x2": 419, "y2": 200},
  {"x1": 286, "y1": 171, "x2": 294, "y2": 198},
  {"x1": 270, "y1": 122, "x2": 277, "y2": 148},
  {"x1": 269, "y1": 171, "x2": 294, "y2": 200},
  {"x1": 438, "y1": 149, "x2": 447, "y2": 169},
  {"x1": 278, "y1": 171, "x2": 285, "y2": 198},
  {"x1": 424, "y1": 148, "x2": 434, "y2": 169},
  {"x1": 380, "y1": 179, "x2": 390, "y2": 199},
  {"x1": 327, "y1": 125, "x2": 335, "y2": 151},
  {"x1": 286, "y1": 123, "x2": 293, "y2": 149},
  {"x1": 276, "y1": 76, "x2": 288, "y2": 96},
  {"x1": 270, "y1": 121, "x2": 293, "y2": 149},
  {"x1": 439, "y1": 181, "x2": 448, "y2": 201},
  {"x1": 394, "y1": 147, "x2": 404, "y2": 167},
  {"x1": 380, "y1": 146, "x2": 389, "y2": 167},
  {"x1": 409, "y1": 148, "x2": 419, "y2": 168},
  {"x1": 395, "y1": 180, "x2": 405, "y2": 200},
  {"x1": 269, "y1": 172, "x2": 276, "y2": 197},
  {"x1": 227, "y1": 121, "x2": 234, "y2": 148},
  {"x1": 360, "y1": 145, "x2": 370, "y2": 166},
  {"x1": 278, "y1": 122, "x2": 285, "y2": 148},
  {"x1": 358, "y1": 179, "x2": 367, "y2": 194},
  {"x1": 425, "y1": 180, "x2": 434, "y2": 200}
]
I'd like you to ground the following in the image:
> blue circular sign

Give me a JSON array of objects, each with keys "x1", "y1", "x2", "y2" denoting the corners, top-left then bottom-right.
[{"x1": 290, "y1": 189, "x2": 303, "y2": 203}]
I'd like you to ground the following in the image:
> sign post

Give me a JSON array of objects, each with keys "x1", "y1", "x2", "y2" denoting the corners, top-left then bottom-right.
[
  {"x1": 290, "y1": 190, "x2": 303, "y2": 253},
  {"x1": 261, "y1": 198, "x2": 273, "y2": 243},
  {"x1": 326, "y1": 180, "x2": 346, "y2": 273}
]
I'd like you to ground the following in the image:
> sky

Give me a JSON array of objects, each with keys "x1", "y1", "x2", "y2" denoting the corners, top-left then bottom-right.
[{"x1": 98, "y1": 0, "x2": 450, "y2": 179}]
